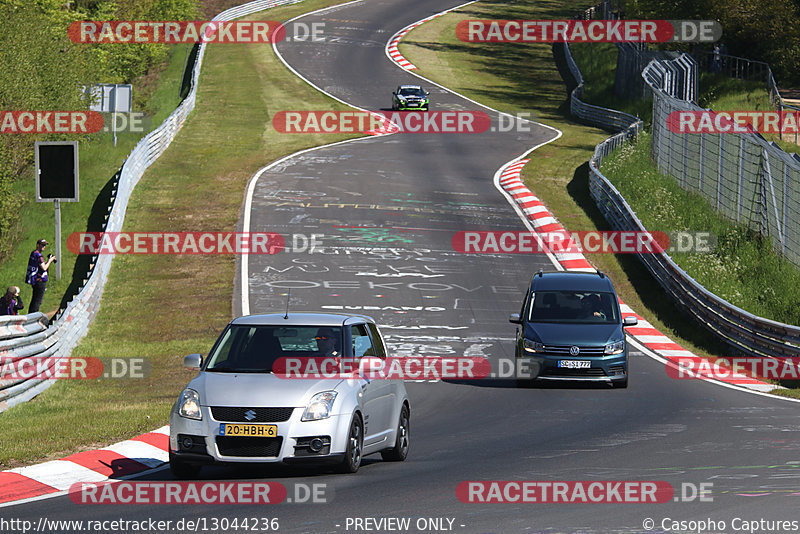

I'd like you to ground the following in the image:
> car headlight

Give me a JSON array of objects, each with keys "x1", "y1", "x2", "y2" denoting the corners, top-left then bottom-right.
[
  {"x1": 302, "y1": 391, "x2": 337, "y2": 421},
  {"x1": 523, "y1": 339, "x2": 545, "y2": 353},
  {"x1": 398, "y1": 96, "x2": 406, "y2": 102},
  {"x1": 604, "y1": 339, "x2": 625, "y2": 355},
  {"x1": 178, "y1": 388, "x2": 202, "y2": 420}
]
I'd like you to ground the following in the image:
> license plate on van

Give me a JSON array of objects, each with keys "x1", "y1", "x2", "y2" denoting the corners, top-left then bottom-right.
[{"x1": 558, "y1": 360, "x2": 590, "y2": 369}]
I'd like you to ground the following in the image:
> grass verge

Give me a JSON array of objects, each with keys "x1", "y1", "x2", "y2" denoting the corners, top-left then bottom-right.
[
  {"x1": 0, "y1": 0, "x2": 362, "y2": 468},
  {"x1": 398, "y1": 0, "x2": 800, "y2": 391}
]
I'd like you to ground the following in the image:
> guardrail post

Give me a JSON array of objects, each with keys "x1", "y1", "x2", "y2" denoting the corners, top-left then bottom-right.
[
  {"x1": 737, "y1": 136, "x2": 744, "y2": 222},
  {"x1": 717, "y1": 134, "x2": 724, "y2": 210},
  {"x1": 699, "y1": 133, "x2": 705, "y2": 192}
]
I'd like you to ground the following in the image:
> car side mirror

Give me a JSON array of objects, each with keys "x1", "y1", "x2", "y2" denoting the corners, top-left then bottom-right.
[
  {"x1": 184, "y1": 353, "x2": 202, "y2": 370},
  {"x1": 623, "y1": 316, "x2": 638, "y2": 327},
  {"x1": 392, "y1": 91, "x2": 396, "y2": 95},
  {"x1": 425, "y1": 91, "x2": 430, "y2": 95},
  {"x1": 509, "y1": 313, "x2": 522, "y2": 324}
]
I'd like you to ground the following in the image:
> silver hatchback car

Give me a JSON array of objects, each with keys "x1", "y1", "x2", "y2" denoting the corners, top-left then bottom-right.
[{"x1": 169, "y1": 313, "x2": 410, "y2": 477}]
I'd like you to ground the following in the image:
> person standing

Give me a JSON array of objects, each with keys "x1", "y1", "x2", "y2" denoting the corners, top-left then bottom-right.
[
  {"x1": 711, "y1": 43, "x2": 722, "y2": 73},
  {"x1": 1, "y1": 286, "x2": 24, "y2": 316},
  {"x1": 27, "y1": 239, "x2": 56, "y2": 313}
]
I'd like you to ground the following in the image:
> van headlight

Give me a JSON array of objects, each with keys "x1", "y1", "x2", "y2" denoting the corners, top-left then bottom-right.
[
  {"x1": 523, "y1": 339, "x2": 545, "y2": 353},
  {"x1": 178, "y1": 388, "x2": 202, "y2": 420},
  {"x1": 302, "y1": 391, "x2": 337, "y2": 421},
  {"x1": 604, "y1": 339, "x2": 625, "y2": 355}
]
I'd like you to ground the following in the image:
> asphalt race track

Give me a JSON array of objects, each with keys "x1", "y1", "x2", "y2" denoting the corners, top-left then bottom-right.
[{"x1": 7, "y1": 1, "x2": 800, "y2": 533}]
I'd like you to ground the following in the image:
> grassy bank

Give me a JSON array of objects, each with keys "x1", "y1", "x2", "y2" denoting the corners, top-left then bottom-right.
[{"x1": 0, "y1": 0, "x2": 361, "y2": 468}]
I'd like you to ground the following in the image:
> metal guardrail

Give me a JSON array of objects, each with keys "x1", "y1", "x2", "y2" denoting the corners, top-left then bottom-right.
[
  {"x1": 558, "y1": 41, "x2": 643, "y2": 136},
  {"x1": 0, "y1": 0, "x2": 302, "y2": 413},
  {"x1": 575, "y1": 53, "x2": 800, "y2": 358}
]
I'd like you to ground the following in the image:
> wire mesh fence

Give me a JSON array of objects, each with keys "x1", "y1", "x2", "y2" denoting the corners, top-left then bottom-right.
[{"x1": 645, "y1": 58, "x2": 800, "y2": 268}]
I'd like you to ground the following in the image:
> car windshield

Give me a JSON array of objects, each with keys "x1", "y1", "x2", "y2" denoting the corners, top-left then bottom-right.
[
  {"x1": 526, "y1": 290, "x2": 619, "y2": 324},
  {"x1": 398, "y1": 87, "x2": 425, "y2": 96},
  {"x1": 204, "y1": 325, "x2": 343, "y2": 372}
]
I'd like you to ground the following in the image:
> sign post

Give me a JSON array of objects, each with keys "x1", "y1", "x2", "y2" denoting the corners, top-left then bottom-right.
[
  {"x1": 35, "y1": 141, "x2": 80, "y2": 281},
  {"x1": 85, "y1": 83, "x2": 133, "y2": 146}
]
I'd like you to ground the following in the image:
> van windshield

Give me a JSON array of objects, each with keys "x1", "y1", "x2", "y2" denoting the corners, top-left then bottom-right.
[
  {"x1": 205, "y1": 325, "x2": 343, "y2": 372},
  {"x1": 527, "y1": 291, "x2": 619, "y2": 324}
]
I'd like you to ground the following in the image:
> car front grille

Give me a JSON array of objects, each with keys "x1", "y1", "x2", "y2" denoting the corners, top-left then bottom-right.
[
  {"x1": 216, "y1": 436, "x2": 283, "y2": 457},
  {"x1": 210, "y1": 407, "x2": 294, "y2": 423},
  {"x1": 541, "y1": 345, "x2": 605, "y2": 356},
  {"x1": 542, "y1": 367, "x2": 607, "y2": 377}
]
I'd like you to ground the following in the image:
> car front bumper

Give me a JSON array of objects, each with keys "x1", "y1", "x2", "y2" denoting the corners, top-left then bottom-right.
[
  {"x1": 169, "y1": 407, "x2": 353, "y2": 464},
  {"x1": 516, "y1": 353, "x2": 628, "y2": 382}
]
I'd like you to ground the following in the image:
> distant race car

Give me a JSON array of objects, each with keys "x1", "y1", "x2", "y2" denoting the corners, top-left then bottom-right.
[{"x1": 392, "y1": 85, "x2": 429, "y2": 111}]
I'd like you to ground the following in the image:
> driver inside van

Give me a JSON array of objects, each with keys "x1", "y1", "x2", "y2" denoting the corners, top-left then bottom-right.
[{"x1": 582, "y1": 293, "x2": 605, "y2": 319}]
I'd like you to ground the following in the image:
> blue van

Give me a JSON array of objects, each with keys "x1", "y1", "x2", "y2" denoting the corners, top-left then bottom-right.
[{"x1": 509, "y1": 270, "x2": 637, "y2": 388}]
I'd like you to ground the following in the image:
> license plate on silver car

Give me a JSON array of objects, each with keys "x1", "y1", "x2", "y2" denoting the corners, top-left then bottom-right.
[{"x1": 558, "y1": 360, "x2": 590, "y2": 369}]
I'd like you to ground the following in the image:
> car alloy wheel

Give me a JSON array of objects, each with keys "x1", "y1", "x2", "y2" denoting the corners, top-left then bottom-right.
[
  {"x1": 381, "y1": 405, "x2": 409, "y2": 461},
  {"x1": 339, "y1": 414, "x2": 363, "y2": 473}
]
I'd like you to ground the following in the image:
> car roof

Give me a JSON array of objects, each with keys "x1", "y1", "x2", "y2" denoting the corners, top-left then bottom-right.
[
  {"x1": 529, "y1": 271, "x2": 615, "y2": 292},
  {"x1": 398, "y1": 84, "x2": 423, "y2": 90},
  {"x1": 230, "y1": 312, "x2": 375, "y2": 327}
]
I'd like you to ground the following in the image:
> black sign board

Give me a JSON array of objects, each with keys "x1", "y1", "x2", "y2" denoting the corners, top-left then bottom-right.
[{"x1": 35, "y1": 141, "x2": 79, "y2": 202}]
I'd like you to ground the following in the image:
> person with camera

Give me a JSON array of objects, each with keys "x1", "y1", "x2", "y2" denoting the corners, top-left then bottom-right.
[{"x1": 26, "y1": 238, "x2": 56, "y2": 314}]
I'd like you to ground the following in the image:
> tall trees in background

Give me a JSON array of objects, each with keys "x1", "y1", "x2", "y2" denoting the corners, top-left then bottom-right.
[{"x1": 622, "y1": 0, "x2": 800, "y2": 85}]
